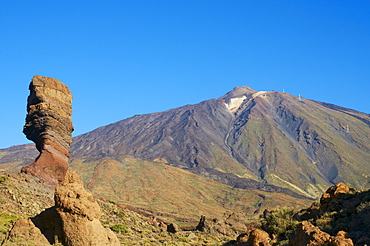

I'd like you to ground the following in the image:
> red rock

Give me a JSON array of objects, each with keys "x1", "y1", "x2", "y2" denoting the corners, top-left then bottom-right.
[{"x1": 21, "y1": 75, "x2": 74, "y2": 187}]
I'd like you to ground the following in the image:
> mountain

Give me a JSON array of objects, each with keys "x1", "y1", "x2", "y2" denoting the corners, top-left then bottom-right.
[
  {"x1": 1, "y1": 86, "x2": 369, "y2": 222},
  {"x1": 69, "y1": 86, "x2": 370, "y2": 198}
]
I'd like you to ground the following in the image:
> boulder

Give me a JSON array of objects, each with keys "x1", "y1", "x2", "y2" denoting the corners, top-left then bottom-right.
[
  {"x1": 55, "y1": 171, "x2": 120, "y2": 246},
  {"x1": 196, "y1": 211, "x2": 248, "y2": 237},
  {"x1": 3, "y1": 171, "x2": 120, "y2": 246},
  {"x1": 167, "y1": 223, "x2": 179, "y2": 233},
  {"x1": 328, "y1": 231, "x2": 354, "y2": 246},
  {"x1": 21, "y1": 75, "x2": 74, "y2": 187},
  {"x1": 290, "y1": 221, "x2": 331, "y2": 246},
  {"x1": 247, "y1": 229, "x2": 271, "y2": 246},
  {"x1": 2, "y1": 218, "x2": 51, "y2": 246},
  {"x1": 290, "y1": 221, "x2": 353, "y2": 246},
  {"x1": 236, "y1": 232, "x2": 249, "y2": 245},
  {"x1": 320, "y1": 182, "x2": 350, "y2": 203}
]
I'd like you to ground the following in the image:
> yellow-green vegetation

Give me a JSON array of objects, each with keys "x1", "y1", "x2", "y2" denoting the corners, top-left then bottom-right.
[
  {"x1": 70, "y1": 157, "x2": 310, "y2": 226},
  {"x1": 110, "y1": 223, "x2": 129, "y2": 233},
  {"x1": 0, "y1": 212, "x2": 21, "y2": 241},
  {"x1": 0, "y1": 176, "x2": 7, "y2": 184},
  {"x1": 99, "y1": 200, "x2": 234, "y2": 246},
  {"x1": 261, "y1": 207, "x2": 298, "y2": 241}
]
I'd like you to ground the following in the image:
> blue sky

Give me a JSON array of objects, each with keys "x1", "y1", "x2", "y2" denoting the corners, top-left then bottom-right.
[{"x1": 0, "y1": 1, "x2": 369, "y2": 148}]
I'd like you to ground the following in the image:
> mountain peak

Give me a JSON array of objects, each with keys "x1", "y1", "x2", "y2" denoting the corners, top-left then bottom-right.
[
  {"x1": 220, "y1": 86, "x2": 261, "y2": 112},
  {"x1": 219, "y1": 86, "x2": 257, "y2": 101}
]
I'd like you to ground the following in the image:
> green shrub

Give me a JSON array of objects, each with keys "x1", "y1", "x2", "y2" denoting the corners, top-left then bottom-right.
[
  {"x1": 178, "y1": 237, "x2": 192, "y2": 243},
  {"x1": 110, "y1": 223, "x2": 129, "y2": 233},
  {"x1": 0, "y1": 175, "x2": 7, "y2": 183},
  {"x1": 0, "y1": 212, "x2": 21, "y2": 238},
  {"x1": 315, "y1": 211, "x2": 336, "y2": 232},
  {"x1": 261, "y1": 207, "x2": 298, "y2": 239}
]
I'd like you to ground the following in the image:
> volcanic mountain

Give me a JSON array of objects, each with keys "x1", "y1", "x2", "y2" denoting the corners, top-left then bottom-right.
[
  {"x1": 1, "y1": 86, "x2": 369, "y2": 204},
  {"x1": 67, "y1": 86, "x2": 370, "y2": 198}
]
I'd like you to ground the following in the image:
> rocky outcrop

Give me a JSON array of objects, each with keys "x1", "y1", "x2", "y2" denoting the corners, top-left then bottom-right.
[
  {"x1": 225, "y1": 228, "x2": 272, "y2": 246},
  {"x1": 166, "y1": 223, "x2": 179, "y2": 233},
  {"x1": 247, "y1": 229, "x2": 271, "y2": 246},
  {"x1": 3, "y1": 171, "x2": 119, "y2": 246},
  {"x1": 3, "y1": 218, "x2": 52, "y2": 246},
  {"x1": 196, "y1": 211, "x2": 248, "y2": 237},
  {"x1": 290, "y1": 221, "x2": 353, "y2": 246},
  {"x1": 21, "y1": 75, "x2": 74, "y2": 187},
  {"x1": 55, "y1": 171, "x2": 119, "y2": 246},
  {"x1": 319, "y1": 182, "x2": 350, "y2": 212}
]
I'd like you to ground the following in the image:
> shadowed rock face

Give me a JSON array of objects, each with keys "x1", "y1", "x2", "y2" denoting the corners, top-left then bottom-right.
[{"x1": 21, "y1": 75, "x2": 73, "y2": 187}]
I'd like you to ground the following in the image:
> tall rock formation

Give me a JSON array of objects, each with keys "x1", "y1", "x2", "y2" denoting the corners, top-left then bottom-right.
[
  {"x1": 2, "y1": 76, "x2": 119, "y2": 245},
  {"x1": 54, "y1": 171, "x2": 120, "y2": 246},
  {"x1": 21, "y1": 75, "x2": 73, "y2": 186}
]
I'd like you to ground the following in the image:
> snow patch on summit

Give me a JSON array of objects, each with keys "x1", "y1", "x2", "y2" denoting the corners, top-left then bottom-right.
[{"x1": 224, "y1": 96, "x2": 247, "y2": 112}]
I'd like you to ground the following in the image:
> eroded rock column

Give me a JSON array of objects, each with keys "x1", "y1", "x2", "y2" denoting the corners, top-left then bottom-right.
[{"x1": 21, "y1": 75, "x2": 74, "y2": 187}]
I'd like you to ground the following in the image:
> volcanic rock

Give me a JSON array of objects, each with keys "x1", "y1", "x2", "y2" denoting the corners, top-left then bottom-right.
[
  {"x1": 3, "y1": 171, "x2": 119, "y2": 245},
  {"x1": 196, "y1": 211, "x2": 248, "y2": 237},
  {"x1": 247, "y1": 228, "x2": 271, "y2": 246},
  {"x1": 235, "y1": 233, "x2": 249, "y2": 245},
  {"x1": 290, "y1": 221, "x2": 331, "y2": 246},
  {"x1": 3, "y1": 218, "x2": 51, "y2": 245},
  {"x1": 54, "y1": 171, "x2": 119, "y2": 246},
  {"x1": 167, "y1": 223, "x2": 179, "y2": 233},
  {"x1": 290, "y1": 221, "x2": 353, "y2": 246},
  {"x1": 21, "y1": 75, "x2": 74, "y2": 187}
]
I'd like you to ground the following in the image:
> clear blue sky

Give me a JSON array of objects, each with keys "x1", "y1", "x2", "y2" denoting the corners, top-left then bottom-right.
[{"x1": 1, "y1": 1, "x2": 369, "y2": 148}]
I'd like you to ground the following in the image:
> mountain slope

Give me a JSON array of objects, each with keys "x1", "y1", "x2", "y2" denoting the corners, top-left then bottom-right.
[{"x1": 70, "y1": 157, "x2": 309, "y2": 224}]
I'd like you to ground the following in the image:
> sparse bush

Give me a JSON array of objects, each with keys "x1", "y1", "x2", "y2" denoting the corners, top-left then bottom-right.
[
  {"x1": 111, "y1": 223, "x2": 129, "y2": 233},
  {"x1": 261, "y1": 207, "x2": 298, "y2": 239},
  {"x1": 356, "y1": 201, "x2": 370, "y2": 213},
  {"x1": 0, "y1": 212, "x2": 21, "y2": 239},
  {"x1": 315, "y1": 211, "x2": 336, "y2": 232},
  {"x1": 109, "y1": 200, "x2": 117, "y2": 204},
  {"x1": 117, "y1": 210, "x2": 127, "y2": 220},
  {"x1": 178, "y1": 237, "x2": 192, "y2": 243},
  {"x1": 0, "y1": 175, "x2": 7, "y2": 183},
  {"x1": 273, "y1": 239, "x2": 289, "y2": 246}
]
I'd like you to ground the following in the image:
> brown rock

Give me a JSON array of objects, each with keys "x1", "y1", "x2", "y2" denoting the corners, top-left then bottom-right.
[
  {"x1": 21, "y1": 75, "x2": 74, "y2": 187},
  {"x1": 328, "y1": 231, "x2": 354, "y2": 246},
  {"x1": 55, "y1": 171, "x2": 119, "y2": 246},
  {"x1": 3, "y1": 218, "x2": 51, "y2": 246},
  {"x1": 3, "y1": 172, "x2": 119, "y2": 246},
  {"x1": 236, "y1": 232, "x2": 249, "y2": 246},
  {"x1": 247, "y1": 229, "x2": 271, "y2": 246},
  {"x1": 320, "y1": 182, "x2": 350, "y2": 204},
  {"x1": 196, "y1": 211, "x2": 248, "y2": 237},
  {"x1": 289, "y1": 221, "x2": 354, "y2": 246},
  {"x1": 167, "y1": 223, "x2": 179, "y2": 233},
  {"x1": 158, "y1": 221, "x2": 167, "y2": 231}
]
